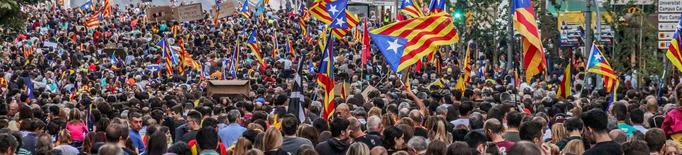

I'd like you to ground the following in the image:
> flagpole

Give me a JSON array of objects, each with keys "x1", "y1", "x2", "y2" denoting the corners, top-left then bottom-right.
[{"x1": 658, "y1": 60, "x2": 669, "y2": 100}]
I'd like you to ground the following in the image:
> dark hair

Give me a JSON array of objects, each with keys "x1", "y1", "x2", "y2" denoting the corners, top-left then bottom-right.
[
  {"x1": 424, "y1": 140, "x2": 447, "y2": 155},
  {"x1": 187, "y1": 111, "x2": 202, "y2": 122},
  {"x1": 623, "y1": 140, "x2": 649, "y2": 155},
  {"x1": 146, "y1": 131, "x2": 168, "y2": 155},
  {"x1": 201, "y1": 117, "x2": 218, "y2": 128},
  {"x1": 128, "y1": 112, "x2": 142, "y2": 120},
  {"x1": 484, "y1": 118, "x2": 503, "y2": 133},
  {"x1": 563, "y1": 117, "x2": 584, "y2": 132},
  {"x1": 105, "y1": 123, "x2": 128, "y2": 143},
  {"x1": 612, "y1": 103, "x2": 628, "y2": 121},
  {"x1": 167, "y1": 142, "x2": 192, "y2": 155},
  {"x1": 508, "y1": 141, "x2": 541, "y2": 155},
  {"x1": 329, "y1": 117, "x2": 349, "y2": 137},
  {"x1": 464, "y1": 131, "x2": 486, "y2": 149},
  {"x1": 581, "y1": 109, "x2": 608, "y2": 133},
  {"x1": 0, "y1": 134, "x2": 17, "y2": 154},
  {"x1": 630, "y1": 109, "x2": 644, "y2": 124},
  {"x1": 281, "y1": 114, "x2": 298, "y2": 136},
  {"x1": 519, "y1": 121, "x2": 543, "y2": 141},
  {"x1": 196, "y1": 127, "x2": 218, "y2": 150},
  {"x1": 645, "y1": 128, "x2": 666, "y2": 152},
  {"x1": 383, "y1": 126, "x2": 404, "y2": 150},
  {"x1": 459, "y1": 101, "x2": 473, "y2": 115},
  {"x1": 446, "y1": 141, "x2": 471, "y2": 155},
  {"x1": 506, "y1": 111, "x2": 524, "y2": 128}
]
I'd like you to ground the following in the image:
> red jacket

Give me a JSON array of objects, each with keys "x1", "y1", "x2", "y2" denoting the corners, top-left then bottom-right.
[{"x1": 662, "y1": 108, "x2": 682, "y2": 136}]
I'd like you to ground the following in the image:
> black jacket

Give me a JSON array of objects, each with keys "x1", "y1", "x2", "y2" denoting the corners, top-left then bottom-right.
[{"x1": 315, "y1": 138, "x2": 350, "y2": 155}]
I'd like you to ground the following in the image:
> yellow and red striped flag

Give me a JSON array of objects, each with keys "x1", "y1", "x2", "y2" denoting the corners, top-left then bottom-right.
[
  {"x1": 247, "y1": 30, "x2": 266, "y2": 69},
  {"x1": 455, "y1": 42, "x2": 471, "y2": 92},
  {"x1": 556, "y1": 64, "x2": 571, "y2": 98},
  {"x1": 665, "y1": 14, "x2": 682, "y2": 73},
  {"x1": 317, "y1": 31, "x2": 335, "y2": 121},
  {"x1": 512, "y1": 0, "x2": 546, "y2": 82},
  {"x1": 370, "y1": 13, "x2": 459, "y2": 72}
]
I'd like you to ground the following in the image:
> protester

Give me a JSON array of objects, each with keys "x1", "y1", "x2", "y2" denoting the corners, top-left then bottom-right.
[{"x1": 1, "y1": 1, "x2": 682, "y2": 155}]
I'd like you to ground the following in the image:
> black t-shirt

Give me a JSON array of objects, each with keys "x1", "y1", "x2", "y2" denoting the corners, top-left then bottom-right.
[
  {"x1": 583, "y1": 141, "x2": 622, "y2": 155},
  {"x1": 354, "y1": 134, "x2": 383, "y2": 149}
]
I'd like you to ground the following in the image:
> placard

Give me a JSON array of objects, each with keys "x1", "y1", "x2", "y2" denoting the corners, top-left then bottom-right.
[
  {"x1": 176, "y1": 3, "x2": 204, "y2": 22},
  {"x1": 212, "y1": 1, "x2": 237, "y2": 18}
]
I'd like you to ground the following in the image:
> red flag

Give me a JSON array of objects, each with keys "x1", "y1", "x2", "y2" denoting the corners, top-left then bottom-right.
[
  {"x1": 130, "y1": 18, "x2": 138, "y2": 29},
  {"x1": 361, "y1": 17, "x2": 371, "y2": 66}
]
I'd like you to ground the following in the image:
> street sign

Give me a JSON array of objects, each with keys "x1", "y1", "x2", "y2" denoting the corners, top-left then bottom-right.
[
  {"x1": 659, "y1": 41, "x2": 671, "y2": 50},
  {"x1": 609, "y1": 0, "x2": 654, "y2": 5},
  {"x1": 659, "y1": 32, "x2": 675, "y2": 40},
  {"x1": 659, "y1": 0, "x2": 682, "y2": 13},
  {"x1": 659, "y1": 13, "x2": 682, "y2": 22},
  {"x1": 659, "y1": 23, "x2": 679, "y2": 31}
]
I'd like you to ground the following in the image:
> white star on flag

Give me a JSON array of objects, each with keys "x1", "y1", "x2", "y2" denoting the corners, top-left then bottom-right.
[
  {"x1": 404, "y1": 0, "x2": 411, "y2": 5},
  {"x1": 594, "y1": 53, "x2": 602, "y2": 61},
  {"x1": 328, "y1": 5, "x2": 339, "y2": 16},
  {"x1": 335, "y1": 18, "x2": 346, "y2": 26},
  {"x1": 386, "y1": 39, "x2": 402, "y2": 55}
]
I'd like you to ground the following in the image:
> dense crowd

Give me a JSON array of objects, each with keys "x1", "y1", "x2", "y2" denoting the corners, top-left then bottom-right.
[{"x1": 1, "y1": 1, "x2": 682, "y2": 155}]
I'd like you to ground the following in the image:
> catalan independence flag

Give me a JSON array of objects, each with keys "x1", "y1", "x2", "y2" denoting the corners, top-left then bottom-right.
[
  {"x1": 80, "y1": 0, "x2": 94, "y2": 13},
  {"x1": 665, "y1": 13, "x2": 682, "y2": 73},
  {"x1": 240, "y1": 0, "x2": 251, "y2": 18},
  {"x1": 512, "y1": 0, "x2": 546, "y2": 82},
  {"x1": 317, "y1": 31, "x2": 335, "y2": 121},
  {"x1": 309, "y1": 0, "x2": 359, "y2": 39},
  {"x1": 101, "y1": 0, "x2": 112, "y2": 17},
  {"x1": 556, "y1": 64, "x2": 571, "y2": 98},
  {"x1": 586, "y1": 44, "x2": 618, "y2": 93},
  {"x1": 85, "y1": 11, "x2": 103, "y2": 29},
  {"x1": 370, "y1": 13, "x2": 459, "y2": 72},
  {"x1": 400, "y1": 0, "x2": 423, "y2": 18},
  {"x1": 428, "y1": 0, "x2": 445, "y2": 14},
  {"x1": 247, "y1": 30, "x2": 266, "y2": 69}
]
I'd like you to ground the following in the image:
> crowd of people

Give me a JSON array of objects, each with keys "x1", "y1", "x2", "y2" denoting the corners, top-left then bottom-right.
[{"x1": 1, "y1": 1, "x2": 682, "y2": 155}]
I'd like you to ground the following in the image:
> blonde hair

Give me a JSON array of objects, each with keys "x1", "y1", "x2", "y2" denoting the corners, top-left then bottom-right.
[
  {"x1": 551, "y1": 123, "x2": 567, "y2": 144},
  {"x1": 368, "y1": 107, "x2": 382, "y2": 118},
  {"x1": 58, "y1": 129, "x2": 72, "y2": 144},
  {"x1": 232, "y1": 137, "x2": 252, "y2": 155},
  {"x1": 428, "y1": 117, "x2": 451, "y2": 144},
  {"x1": 263, "y1": 127, "x2": 283, "y2": 151},
  {"x1": 561, "y1": 139, "x2": 584, "y2": 155},
  {"x1": 245, "y1": 149, "x2": 264, "y2": 155},
  {"x1": 346, "y1": 143, "x2": 370, "y2": 155}
]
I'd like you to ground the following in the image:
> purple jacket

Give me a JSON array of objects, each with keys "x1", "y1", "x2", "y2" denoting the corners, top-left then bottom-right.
[{"x1": 662, "y1": 108, "x2": 682, "y2": 136}]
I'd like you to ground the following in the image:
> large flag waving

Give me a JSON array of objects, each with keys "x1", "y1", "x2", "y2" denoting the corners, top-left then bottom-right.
[
  {"x1": 370, "y1": 13, "x2": 459, "y2": 72},
  {"x1": 512, "y1": 0, "x2": 546, "y2": 82},
  {"x1": 401, "y1": 0, "x2": 424, "y2": 18},
  {"x1": 247, "y1": 30, "x2": 266, "y2": 69},
  {"x1": 309, "y1": 0, "x2": 359, "y2": 39},
  {"x1": 666, "y1": 13, "x2": 682, "y2": 73},
  {"x1": 317, "y1": 32, "x2": 335, "y2": 121},
  {"x1": 240, "y1": 0, "x2": 251, "y2": 18},
  {"x1": 556, "y1": 64, "x2": 571, "y2": 98},
  {"x1": 289, "y1": 54, "x2": 307, "y2": 123},
  {"x1": 586, "y1": 44, "x2": 618, "y2": 93},
  {"x1": 361, "y1": 17, "x2": 371, "y2": 65}
]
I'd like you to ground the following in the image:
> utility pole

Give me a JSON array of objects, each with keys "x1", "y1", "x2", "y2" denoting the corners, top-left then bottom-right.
[
  {"x1": 584, "y1": 0, "x2": 592, "y2": 56},
  {"x1": 507, "y1": 0, "x2": 514, "y2": 71}
]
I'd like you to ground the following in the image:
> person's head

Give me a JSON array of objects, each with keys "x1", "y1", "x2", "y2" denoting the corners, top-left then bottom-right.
[
  {"x1": 612, "y1": 103, "x2": 628, "y2": 121},
  {"x1": 336, "y1": 103, "x2": 351, "y2": 119},
  {"x1": 69, "y1": 108, "x2": 82, "y2": 122},
  {"x1": 562, "y1": 139, "x2": 585, "y2": 155},
  {"x1": 446, "y1": 141, "x2": 471, "y2": 155},
  {"x1": 57, "y1": 129, "x2": 71, "y2": 145},
  {"x1": 330, "y1": 117, "x2": 351, "y2": 140},
  {"x1": 105, "y1": 123, "x2": 129, "y2": 143},
  {"x1": 263, "y1": 127, "x2": 283, "y2": 151},
  {"x1": 645, "y1": 128, "x2": 666, "y2": 153},
  {"x1": 187, "y1": 111, "x2": 203, "y2": 130},
  {"x1": 519, "y1": 120, "x2": 544, "y2": 144},
  {"x1": 0, "y1": 134, "x2": 17, "y2": 155},
  {"x1": 8, "y1": 102, "x2": 18, "y2": 117},
  {"x1": 296, "y1": 125, "x2": 319, "y2": 144},
  {"x1": 233, "y1": 137, "x2": 252, "y2": 155},
  {"x1": 370, "y1": 146, "x2": 388, "y2": 155},
  {"x1": 464, "y1": 131, "x2": 487, "y2": 153},
  {"x1": 424, "y1": 140, "x2": 447, "y2": 155},
  {"x1": 550, "y1": 123, "x2": 567, "y2": 143},
  {"x1": 622, "y1": 140, "x2": 649, "y2": 155},
  {"x1": 346, "y1": 142, "x2": 370, "y2": 155},
  {"x1": 367, "y1": 116, "x2": 383, "y2": 133},
  {"x1": 506, "y1": 111, "x2": 524, "y2": 129},
  {"x1": 383, "y1": 126, "x2": 405, "y2": 150},
  {"x1": 406, "y1": 136, "x2": 428, "y2": 155},
  {"x1": 128, "y1": 112, "x2": 143, "y2": 131},
  {"x1": 483, "y1": 118, "x2": 503, "y2": 137},
  {"x1": 167, "y1": 142, "x2": 192, "y2": 155},
  {"x1": 508, "y1": 141, "x2": 541, "y2": 155},
  {"x1": 281, "y1": 114, "x2": 299, "y2": 136},
  {"x1": 609, "y1": 129, "x2": 627, "y2": 144},
  {"x1": 146, "y1": 130, "x2": 168, "y2": 155},
  {"x1": 663, "y1": 140, "x2": 681, "y2": 155},
  {"x1": 196, "y1": 127, "x2": 218, "y2": 151},
  {"x1": 563, "y1": 117, "x2": 583, "y2": 133},
  {"x1": 630, "y1": 109, "x2": 644, "y2": 125},
  {"x1": 581, "y1": 109, "x2": 609, "y2": 139},
  {"x1": 98, "y1": 143, "x2": 123, "y2": 155},
  {"x1": 227, "y1": 109, "x2": 242, "y2": 124},
  {"x1": 297, "y1": 144, "x2": 317, "y2": 155},
  {"x1": 245, "y1": 149, "x2": 265, "y2": 155}
]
